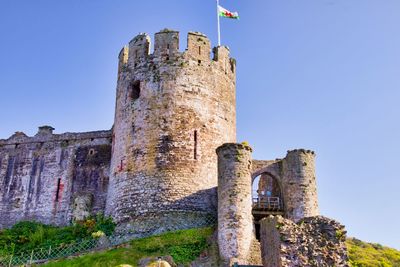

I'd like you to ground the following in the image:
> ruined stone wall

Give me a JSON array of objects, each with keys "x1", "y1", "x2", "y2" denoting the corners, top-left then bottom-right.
[
  {"x1": 106, "y1": 29, "x2": 236, "y2": 231},
  {"x1": 252, "y1": 149, "x2": 319, "y2": 222},
  {"x1": 217, "y1": 143, "x2": 254, "y2": 266},
  {"x1": 0, "y1": 127, "x2": 111, "y2": 227},
  {"x1": 260, "y1": 215, "x2": 348, "y2": 267}
]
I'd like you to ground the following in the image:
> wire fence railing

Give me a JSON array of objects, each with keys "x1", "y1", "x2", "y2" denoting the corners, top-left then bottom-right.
[{"x1": 0, "y1": 212, "x2": 217, "y2": 267}]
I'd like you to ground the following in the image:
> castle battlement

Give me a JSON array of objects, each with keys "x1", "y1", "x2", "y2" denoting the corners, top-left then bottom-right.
[
  {"x1": 287, "y1": 148, "x2": 316, "y2": 156},
  {"x1": 118, "y1": 29, "x2": 236, "y2": 79},
  {"x1": 0, "y1": 126, "x2": 111, "y2": 147}
]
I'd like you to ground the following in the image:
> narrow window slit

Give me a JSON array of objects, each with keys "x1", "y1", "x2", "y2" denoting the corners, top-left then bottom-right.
[
  {"x1": 55, "y1": 178, "x2": 61, "y2": 202},
  {"x1": 194, "y1": 130, "x2": 198, "y2": 160}
]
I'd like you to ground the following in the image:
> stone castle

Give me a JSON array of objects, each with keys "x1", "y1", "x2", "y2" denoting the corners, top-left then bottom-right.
[{"x1": 0, "y1": 29, "x2": 347, "y2": 266}]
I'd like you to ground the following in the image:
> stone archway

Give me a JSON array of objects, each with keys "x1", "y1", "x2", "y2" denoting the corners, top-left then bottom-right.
[{"x1": 251, "y1": 165, "x2": 285, "y2": 240}]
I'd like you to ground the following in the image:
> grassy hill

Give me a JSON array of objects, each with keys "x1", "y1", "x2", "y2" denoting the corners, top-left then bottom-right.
[{"x1": 347, "y1": 238, "x2": 400, "y2": 267}]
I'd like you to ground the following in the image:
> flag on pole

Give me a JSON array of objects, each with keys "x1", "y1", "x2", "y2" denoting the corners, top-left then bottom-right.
[{"x1": 218, "y1": 5, "x2": 239, "y2": 19}]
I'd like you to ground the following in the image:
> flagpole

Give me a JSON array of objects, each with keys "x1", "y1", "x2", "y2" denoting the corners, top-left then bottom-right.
[{"x1": 216, "y1": 0, "x2": 221, "y2": 46}]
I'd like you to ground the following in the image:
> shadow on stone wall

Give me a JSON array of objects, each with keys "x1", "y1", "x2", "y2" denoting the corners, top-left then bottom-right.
[{"x1": 115, "y1": 187, "x2": 218, "y2": 237}]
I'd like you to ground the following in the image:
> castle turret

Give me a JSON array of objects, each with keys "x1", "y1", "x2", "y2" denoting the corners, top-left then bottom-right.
[
  {"x1": 106, "y1": 29, "x2": 237, "y2": 232},
  {"x1": 217, "y1": 143, "x2": 254, "y2": 265},
  {"x1": 282, "y1": 149, "x2": 319, "y2": 221}
]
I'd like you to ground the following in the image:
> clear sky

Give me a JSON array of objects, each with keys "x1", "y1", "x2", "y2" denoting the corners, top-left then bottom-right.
[{"x1": 1, "y1": 1, "x2": 399, "y2": 249}]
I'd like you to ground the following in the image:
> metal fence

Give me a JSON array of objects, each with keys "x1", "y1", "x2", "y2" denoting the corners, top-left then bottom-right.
[
  {"x1": 0, "y1": 212, "x2": 216, "y2": 267},
  {"x1": 0, "y1": 238, "x2": 97, "y2": 266}
]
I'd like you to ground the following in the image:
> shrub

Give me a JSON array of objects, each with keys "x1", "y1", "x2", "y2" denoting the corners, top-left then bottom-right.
[
  {"x1": 347, "y1": 238, "x2": 400, "y2": 267},
  {"x1": 0, "y1": 214, "x2": 116, "y2": 255},
  {"x1": 94, "y1": 213, "x2": 116, "y2": 236}
]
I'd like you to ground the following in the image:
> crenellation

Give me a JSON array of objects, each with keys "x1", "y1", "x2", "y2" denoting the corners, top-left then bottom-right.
[
  {"x1": 154, "y1": 29, "x2": 179, "y2": 58},
  {"x1": 186, "y1": 31, "x2": 211, "y2": 62},
  {"x1": 118, "y1": 46, "x2": 129, "y2": 76},
  {"x1": 287, "y1": 148, "x2": 316, "y2": 155},
  {"x1": 127, "y1": 33, "x2": 151, "y2": 68},
  {"x1": 0, "y1": 129, "x2": 112, "y2": 146},
  {"x1": 212, "y1": 46, "x2": 236, "y2": 76}
]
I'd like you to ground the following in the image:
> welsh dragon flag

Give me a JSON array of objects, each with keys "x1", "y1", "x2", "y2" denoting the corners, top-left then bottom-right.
[{"x1": 218, "y1": 5, "x2": 239, "y2": 19}]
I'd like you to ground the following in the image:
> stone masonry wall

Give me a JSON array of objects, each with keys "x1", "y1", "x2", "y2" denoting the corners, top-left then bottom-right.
[
  {"x1": 106, "y1": 29, "x2": 236, "y2": 231},
  {"x1": 0, "y1": 127, "x2": 111, "y2": 227},
  {"x1": 260, "y1": 215, "x2": 348, "y2": 267},
  {"x1": 217, "y1": 143, "x2": 254, "y2": 266}
]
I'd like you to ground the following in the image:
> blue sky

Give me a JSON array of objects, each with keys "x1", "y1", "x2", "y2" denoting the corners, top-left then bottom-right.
[{"x1": 1, "y1": 1, "x2": 399, "y2": 249}]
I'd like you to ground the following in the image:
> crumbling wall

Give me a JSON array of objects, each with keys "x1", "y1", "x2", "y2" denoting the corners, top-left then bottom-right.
[
  {"x1": 260, "y1": 215, "x2": 348, "y2": 267},
  {"x1": 106, "y1": 29, "x2": 236, "y2": 232},
  {"x1": 0, "y1": 128, "x2": 111, "y2": 227}
]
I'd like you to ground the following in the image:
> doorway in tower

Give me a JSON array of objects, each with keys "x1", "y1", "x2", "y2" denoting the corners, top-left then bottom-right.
[{"x1": 252, "y1": 172, "x2": 284, "y2": 240}]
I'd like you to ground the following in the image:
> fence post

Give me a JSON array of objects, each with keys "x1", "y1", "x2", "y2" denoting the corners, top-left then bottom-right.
[
  {"x1": 8, "y1": 254, "x2": 13, "y2": 267},
  {"x1": 48, "y1": 245, "x2": 52, "y2": 257},
  {"x1": 30, "y1": 249, "x2": 34, "y2": 264}
]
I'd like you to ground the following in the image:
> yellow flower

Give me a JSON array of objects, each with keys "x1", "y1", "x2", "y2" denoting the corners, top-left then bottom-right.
[{"x1": 91, "y1": 230, "x2": 105, "y2": 238}]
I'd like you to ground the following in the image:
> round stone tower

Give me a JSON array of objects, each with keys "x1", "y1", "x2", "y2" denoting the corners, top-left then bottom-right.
[
  {"x1": 282, "y1": 149, "x2": 319, "y2": 221},
  {"x1": 217, "y1": 143, "x2": 253, "y2": 265},
  {"x1": 105, "y1": 29, "x2": 236, "y2": 232}
]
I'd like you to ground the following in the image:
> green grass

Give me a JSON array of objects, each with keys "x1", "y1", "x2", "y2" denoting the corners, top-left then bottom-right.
[
  {"x1": 6, "y1": 221, "x2": 399, "y2": 267},
  {"x1": 41, "y1": 227, "x2": 214, "y2": 267},
  {"x1": 347, "y1": 238, "x2": 400, "y2": 267},
  {"x1": 0, "y1": 215, "x2": 115, "y2": 256}
]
